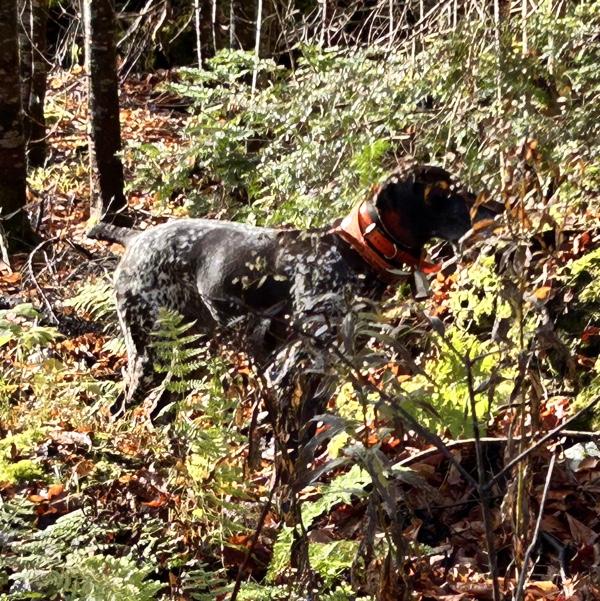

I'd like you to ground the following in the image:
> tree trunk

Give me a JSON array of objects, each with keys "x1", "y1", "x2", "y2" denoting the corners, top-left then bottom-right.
[
  {"x1": 19, "y1": 0, "x2": 48, "y2": 169},
  {"x1": 18, "y1": 0, "x2": 32, "y2": 144},
  {"x1": 83, "y1": 0, "x2": 128, "y2": 224},
  {"x1": 230, "y1": 0, "x2": 238, "y2": 49},
  {"x1": 28, "y1": 0, "x2": 48, "y2": 168},
  {"x1": 0, "y1": 0, "x2": 35, "y2": 249}
]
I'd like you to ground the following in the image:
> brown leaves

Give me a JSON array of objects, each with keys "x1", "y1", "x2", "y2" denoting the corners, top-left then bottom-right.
[
  {"x1": 28, "y1": 483, "x2": 70, "y2": 519},
  {"x1": 565, "y1": 514, "x2": 598, "y2": 547}
]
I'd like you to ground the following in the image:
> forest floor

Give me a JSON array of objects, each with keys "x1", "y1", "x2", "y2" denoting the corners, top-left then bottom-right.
[{"x1": 1, "y1": 67, "x2": 600, "y2": 601}]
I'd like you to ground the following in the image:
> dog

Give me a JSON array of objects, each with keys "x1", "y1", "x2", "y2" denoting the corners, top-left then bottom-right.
[{"x1": 87, "y1": 164, "x2": 495, "y2": 437}]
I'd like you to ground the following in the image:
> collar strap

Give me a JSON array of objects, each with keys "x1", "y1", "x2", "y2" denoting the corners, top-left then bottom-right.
[{"x1": 331, "y1": 200, "x2": 440, "y2": 283}]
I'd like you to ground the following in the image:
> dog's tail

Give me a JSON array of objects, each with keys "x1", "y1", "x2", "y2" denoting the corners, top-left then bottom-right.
[{"x1": 86, "y1": 221, "x2": 139, "y2": 247}]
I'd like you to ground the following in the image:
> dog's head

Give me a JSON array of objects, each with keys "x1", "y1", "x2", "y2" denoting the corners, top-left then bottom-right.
[{"x1": 374, "y1": 164, "x2": 498, "y2": 249}]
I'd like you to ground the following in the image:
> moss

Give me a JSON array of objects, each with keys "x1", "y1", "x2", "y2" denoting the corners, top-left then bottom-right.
[
  {"x1": 0, "y1": 459, "x2": 46, "y2": 484},
  {"x1": 0, "y1": 429, "x2": 48, "y2": 484},
  {"x1": 0, "y1": 429, "x2": 46, "y2": 459}
]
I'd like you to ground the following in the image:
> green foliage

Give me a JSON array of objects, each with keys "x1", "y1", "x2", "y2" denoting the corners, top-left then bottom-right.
[
  {"x1": 65, "y1": 280, "x2": 118, "y2": 329},
  {"x1": 0, "y1": 300, "x2": 118, "y2": 429},
  {"x1": 180, "y1": 562, "x2": 229, "y2": 600},
  {"x1": 150, "y1": 310, "x2": 251, "y2": 541},
  {"x1": 0, "y1": 460, "x2": 45, "y2": 485},
  {"x1": 65, "y1": 280, "x2": 125, "y2": 357},
  {"x1": 151, "y1": 308, "x2": 206, "y2": 396},
  {"x1": 128, "y1": 1, "x2": 600, "y2": 232},
  {"x1": 401, "y1": 328, "x2": 509, "y2": 437},
  {"x1": 0, "y1": 304, "x2": 62, "y2": 353},
  {"x1": 0, "y1": 508, "x2": 164, "y2": 601},
  {"x1": 302, "y1": 465, "x2": 371, "y2": 526},
  {"x1": 235, "y1": 583, "x2": 304, "y2": 601},
  {"x1": 269, "y1": 465, "x2": 369, "y2": 585},
  {"x1": 0, "y1": 430, "x2": 47, "y2": 483},
  {"x1": 128, "y1": 48, "x2": 407, "y2": 227},
  {"x1": 0, "y1": 304, "x2": 62, "y2": 417},
  {"x1": 564, "y1": 247, "x2": 600, "y2": 305},
  {"x1": 309, "y1": 540, "x2": 360, "y2": 589},
  {"x1": 236, "y1": 583, "x2": 373, "y2": 601}
]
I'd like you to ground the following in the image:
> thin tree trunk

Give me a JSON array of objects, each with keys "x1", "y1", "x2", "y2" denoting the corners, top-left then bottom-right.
[
  {"x1": 230, "y1": 0, "x2": 238, "y2": 49},
  {"x1": 388, "y1": 0, "x2": 393, "y2": 50},
  {"x1": 521, "y1": 0, "x2": 528, "y2": 56},
  {"x1": 494, "y1": 0, "x2": 502, "y2": 107},
  {"x1": 251, "y1": 0, "x2": 263, "y2": 95},
  {"x1": 18, "y1": 0, "x2": 32, "y2": 148},
  {"x1": 211, "y1": 0, "x2": 217, "y2": 54},
  {"x1": 27, "y1": 0, "x2": 48, "y2": 168},
  {"x1": 19, "y1": 0, "x2": 48, "y2": 169},
  {"x1": 319, "y1": 0, "x2": 325, "y2": 46},
  {"x1": 194, "y1": 0, "x2": 202, "y2": 68},
  {"x1": 0, "y1": 0, "x2": 35, "y2": 248},
  {"x1": 83, "y1": 0, "x2": 128, "y2": 223}
]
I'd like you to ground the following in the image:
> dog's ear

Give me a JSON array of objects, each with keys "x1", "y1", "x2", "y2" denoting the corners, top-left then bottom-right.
[
  {"x1": 374, "y1": 165, "x2": 459, "y2": 248},
  {"x1": 374, "y1": 172, "x2": 431, "y2": 249},
  {"x1": 412, "y1": 165, "x2": 454, "y2": 188}
]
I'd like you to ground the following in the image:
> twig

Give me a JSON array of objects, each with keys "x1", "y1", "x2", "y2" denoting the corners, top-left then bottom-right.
[
  {"x1": 485, "y1": 394, "x2": 600, "y2": 491},
  {"x1": 395, "y1": 431, "x2": 599, "y2": 467},
  {"x1": 230, "y1": 468, "x2": 278, "y2": 601},
  {"x1": 27, "y1": 236, "x2": 61, "y2": 324},
  {"x1": 513, "y1": 453, "x2": 557, "y2": 601},
  {"x1": 465, "y1": 352, "x2": 501, "y2": 601}
]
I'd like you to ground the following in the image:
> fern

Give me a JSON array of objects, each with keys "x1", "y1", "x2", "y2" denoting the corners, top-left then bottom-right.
[
  {"x1": 150, "y1": 309, "x2": 206, "y2": 395},
  {"x1": 1, "y1": 509, "x2": 167, "y2": 601},
  {"x1": 65, "y1": 281, "x2": 118, "y2": 329},
  {"x1": 180, "y1": 562, "x2": 229, "y2": 600},
  {"x1": 149, "y1": 310, "x2": 251, "y2": 539},
  {"x1": 268, "y1": 465, "x2": 370, "y2": 584},
  {"x1": 0, "y1": 304, "x2": 62, "y2": 353}
]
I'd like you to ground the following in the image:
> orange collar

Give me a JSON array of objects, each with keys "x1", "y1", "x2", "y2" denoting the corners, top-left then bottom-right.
[{"x1": 331, "y1": 200, "x2": 440, "y2": 283}]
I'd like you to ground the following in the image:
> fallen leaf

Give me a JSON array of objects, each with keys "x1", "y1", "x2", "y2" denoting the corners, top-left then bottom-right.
[
  {"x1": 534, "y1": 286, "x2": 552, "y2": 300},
  {"x1": 47, "y1": 483, "x2": 65, "y2": 499},
  {"x1": 566, "y1": 513, "x2": 598, "y2": 546},
  {"x1": 142, "y1": 493, "x2": 170, "y2": 508},
  {"x1": 525, "y1": 580, "x2": 559, "y2": 599}
]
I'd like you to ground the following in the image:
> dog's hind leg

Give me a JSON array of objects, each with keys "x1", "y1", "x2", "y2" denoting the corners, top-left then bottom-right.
[
  {"x1": 110, "y1": 292, "x2": 164, "y2": 418},
  {"x1": 113, "y1": 279, "x2": 212, "y2": 421}
]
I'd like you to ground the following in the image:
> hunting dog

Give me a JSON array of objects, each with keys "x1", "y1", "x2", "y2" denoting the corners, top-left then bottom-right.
[{"x1": 88, "y1": 164, "x2": 494, "y2": 436}]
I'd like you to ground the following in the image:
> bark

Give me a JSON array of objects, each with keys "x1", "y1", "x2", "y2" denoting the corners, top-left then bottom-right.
[
  {"x1": 230, "y1": 0, "x2": 238, "y2": 49},
  {"x1": 28, "y1": 0, "x2": 48, "y2": 168},
  {"x1": 0, "y1": 0, "x2": 35, "y2": 248},
  {"x1": 18, "y1": 0, "x2": 32, "y2": 139},
  {"x1": 83, "y1": 0, "x2": 128, "y2": 223},
  {"x1": 19, "y1": 0, "x2": 48, "y2": 169}
]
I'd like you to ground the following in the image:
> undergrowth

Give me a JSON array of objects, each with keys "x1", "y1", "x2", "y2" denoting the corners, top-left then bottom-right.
[{"x1": 3, "y1": 1, "x2": 600, "y2": 599}]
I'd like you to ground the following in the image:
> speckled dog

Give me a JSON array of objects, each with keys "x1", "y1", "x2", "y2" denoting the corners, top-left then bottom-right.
[{"x1": 88, "y1": 165, "x2": 494, "y2": 424}]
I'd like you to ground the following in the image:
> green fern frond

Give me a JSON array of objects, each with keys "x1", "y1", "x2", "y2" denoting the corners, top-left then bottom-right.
[{"x1": 65, "y1": 281, "x2": 117, "y2": 325}]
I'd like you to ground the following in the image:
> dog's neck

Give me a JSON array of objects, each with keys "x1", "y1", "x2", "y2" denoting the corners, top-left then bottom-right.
[{"x1": 331, "y1": 200, "x2": 439, "y2": 283}]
